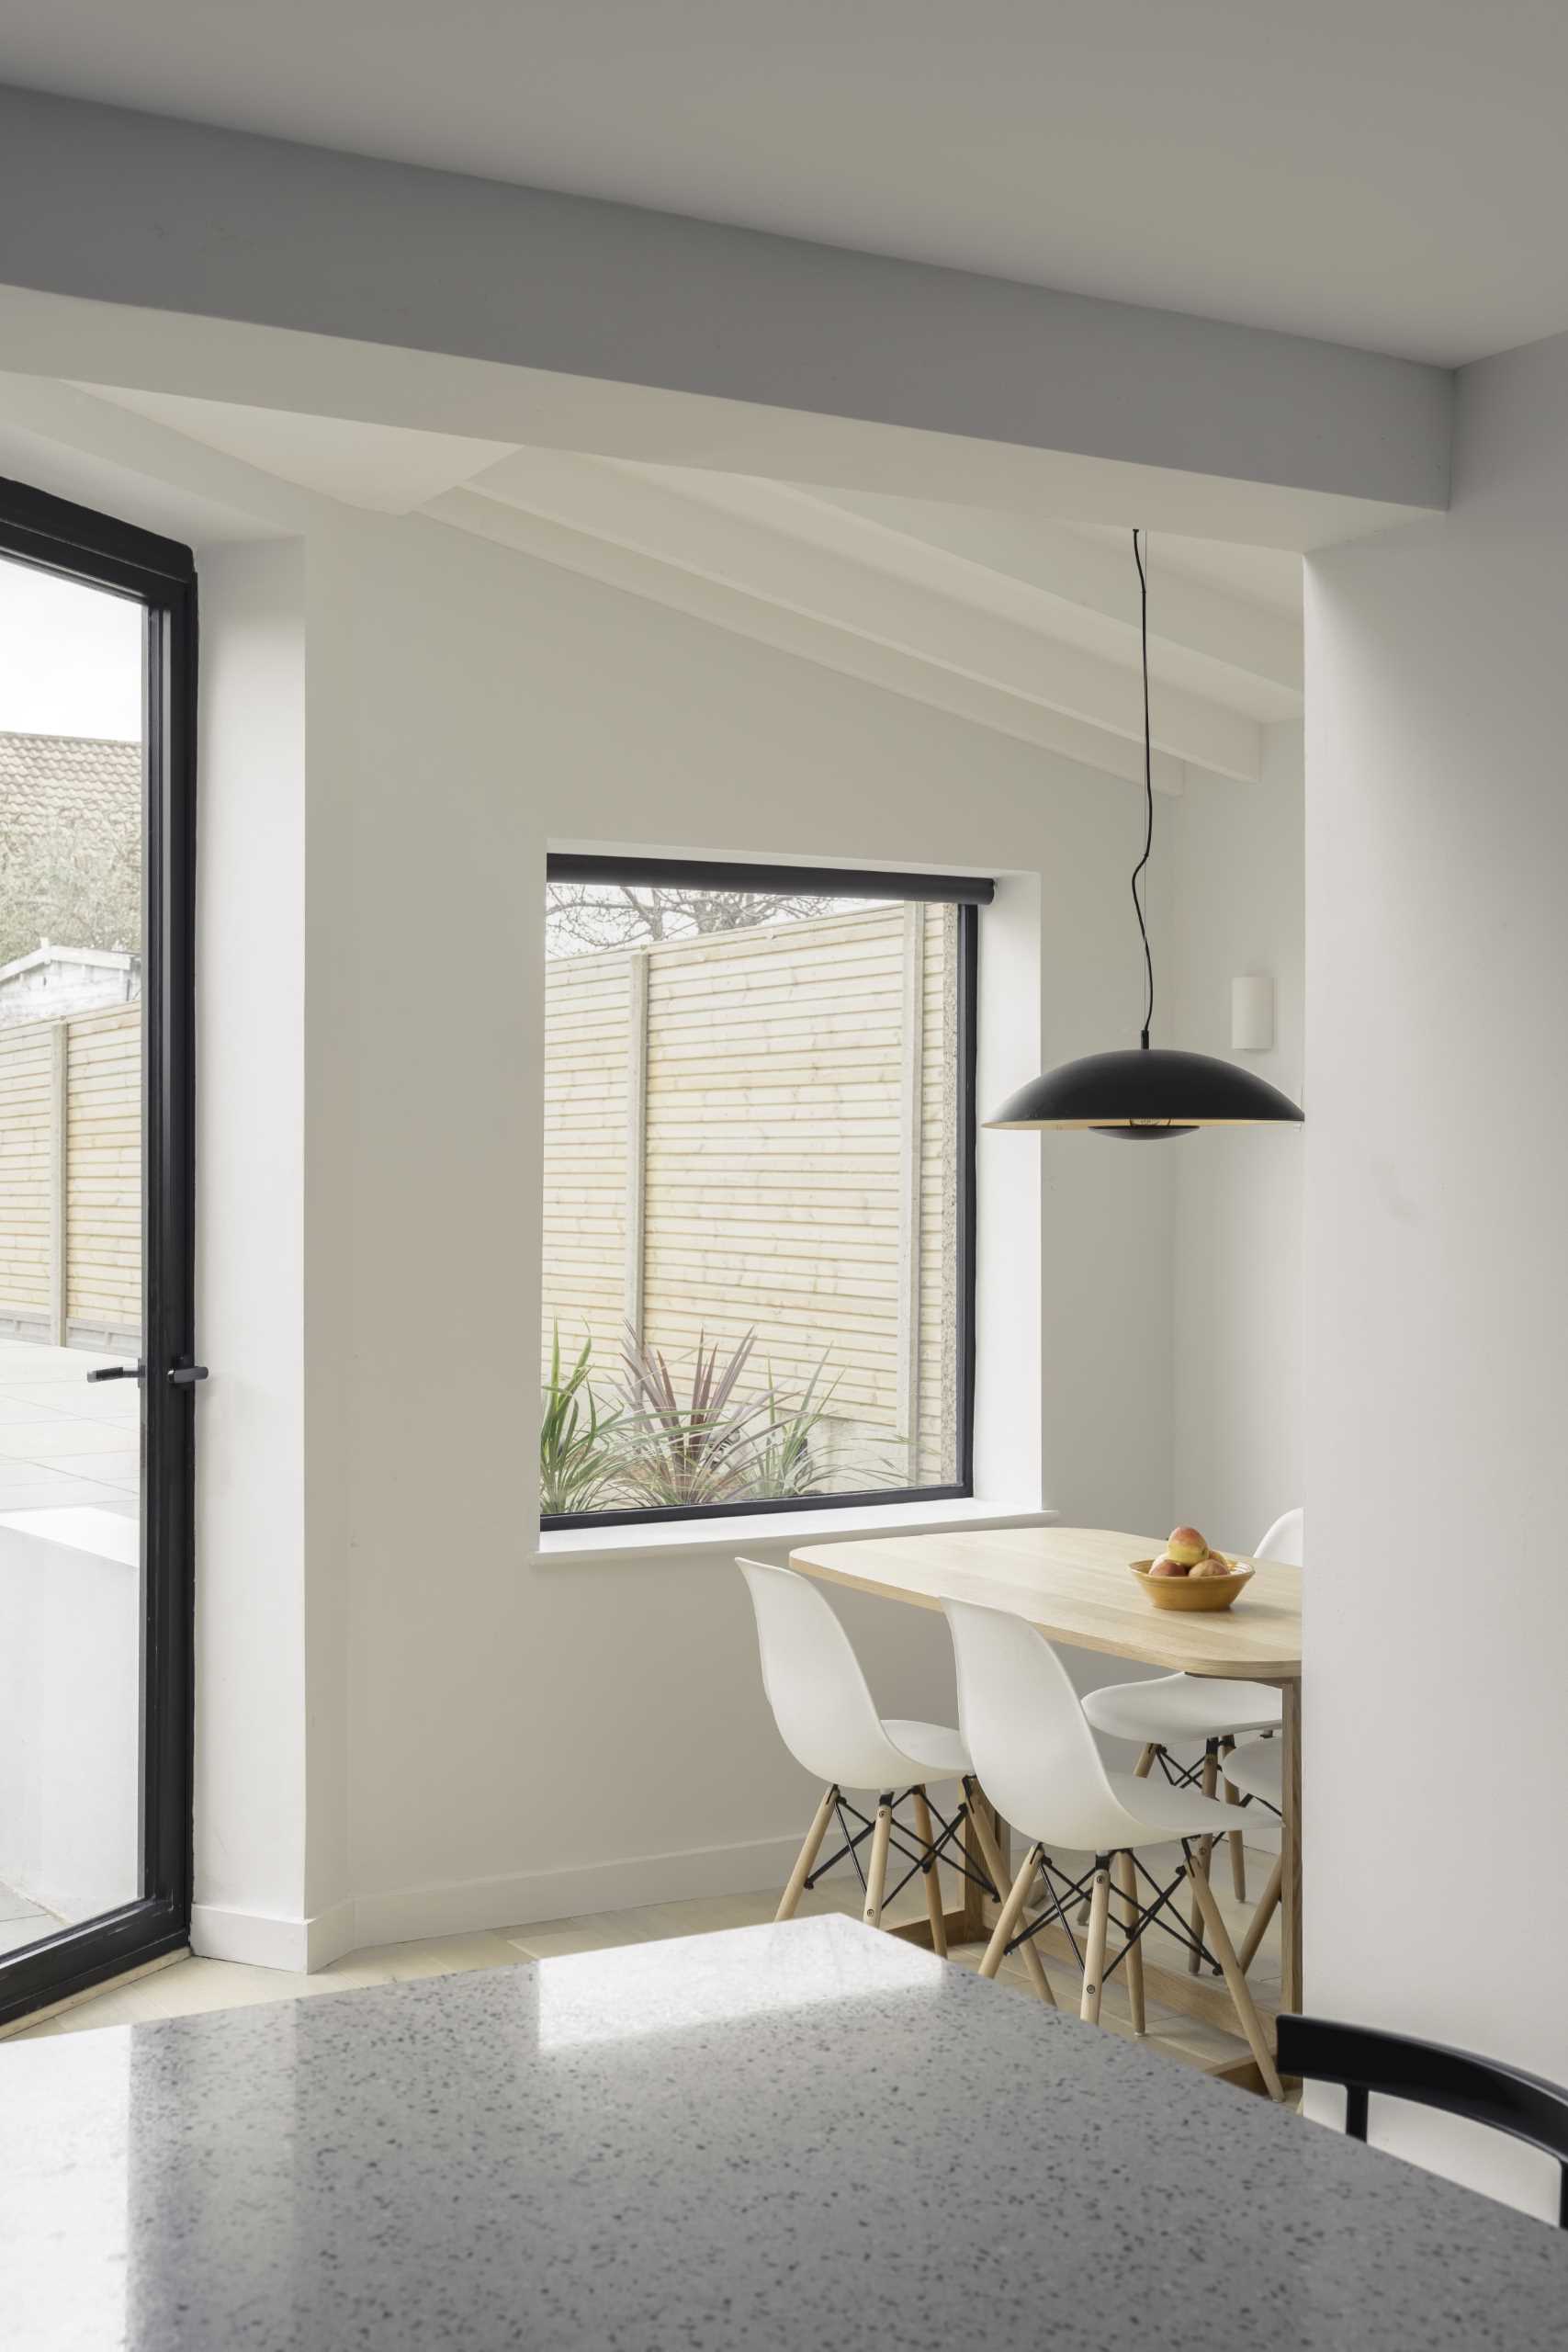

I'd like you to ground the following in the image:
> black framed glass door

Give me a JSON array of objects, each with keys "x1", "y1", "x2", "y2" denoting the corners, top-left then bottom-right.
[{"x1": 0, "y1": 476, "x2": 197, "y2": 2028}]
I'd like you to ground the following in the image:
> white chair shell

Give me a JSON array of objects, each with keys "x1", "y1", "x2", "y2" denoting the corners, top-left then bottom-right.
[{"x1": 738, "y1": 1557, "x2": 968, "y2": 1791}]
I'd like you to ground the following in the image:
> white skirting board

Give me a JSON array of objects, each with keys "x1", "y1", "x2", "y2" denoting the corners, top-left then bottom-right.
[
  {"x1": 191, "y1": 1828, "x2": 809, "y2": 1974},
  {"x1": 188, "y1": 1902, "x2": 334, "y2": 1974}
]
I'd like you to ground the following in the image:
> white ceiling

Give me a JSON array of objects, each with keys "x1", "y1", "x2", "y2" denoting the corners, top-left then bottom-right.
[
  {"x1": 81, "y1": 385, "x2": 516, "y2": 511},
  {"x1": 3, "y1": 1, "x2": 1566, "y2": 366},
  {"x1": 68, "y1": 379, "x2": 1301, "y2": 795}
]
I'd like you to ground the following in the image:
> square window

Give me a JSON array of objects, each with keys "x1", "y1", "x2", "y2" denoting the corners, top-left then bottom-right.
[{"x1": 541, "y1": 858, "x2": 985, "y2": 1525}]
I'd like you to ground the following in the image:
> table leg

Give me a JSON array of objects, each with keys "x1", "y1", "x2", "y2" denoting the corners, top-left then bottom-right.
[
  {"x1": 889, "y1": 1781, "x2": 999, "y2": 1957},
  {"x1": 1280, "y1": 1681, "x2": 1303, "y2": 2013},
  {"x1": 910, "y1": 1788, "x2": 948, "y2": 1959}
]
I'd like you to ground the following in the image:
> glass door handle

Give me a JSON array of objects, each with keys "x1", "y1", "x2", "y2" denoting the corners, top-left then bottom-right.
[
  {"x1": 168, "y1": 1363, "x2": 209, "y2": 1386},
  {"x1": 86, "y1": 1363, "x2": 144, "y2": 1384}
]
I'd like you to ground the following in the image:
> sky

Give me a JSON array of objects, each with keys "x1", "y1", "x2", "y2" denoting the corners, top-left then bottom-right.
[{"x1": 0, "y1": 554, "x2": 142, "y2": 741}]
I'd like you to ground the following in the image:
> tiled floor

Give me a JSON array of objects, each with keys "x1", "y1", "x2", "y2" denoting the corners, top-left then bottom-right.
[
  {"x1": 0, "y1": 1340, "x2": 141, "y2": 1514},
  {"x1": 3, "y1": 1826, "x2": 1285, "y2": 2085},
  {"x1": 0, "y1": 1878, "x2": 61, "y2": 1959}
]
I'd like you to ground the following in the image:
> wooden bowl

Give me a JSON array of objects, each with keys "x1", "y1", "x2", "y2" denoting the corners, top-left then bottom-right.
[{"x1": 1129, "y1": 1558, "x2": 1254, "y2": 1612}]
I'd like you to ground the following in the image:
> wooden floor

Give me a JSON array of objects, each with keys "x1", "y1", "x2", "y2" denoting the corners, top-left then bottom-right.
[{"x1": 1, "y1": 1823, "x2": 1284, "y2": 2084}]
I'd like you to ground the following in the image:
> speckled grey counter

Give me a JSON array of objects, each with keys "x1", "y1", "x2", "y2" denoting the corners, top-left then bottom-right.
[{"x1": 4, "y1": 1916, "x2": 1566, "y2": 2349}]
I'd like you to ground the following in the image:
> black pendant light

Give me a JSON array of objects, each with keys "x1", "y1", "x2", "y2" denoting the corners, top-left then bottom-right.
[{"x1": 987, "y1": 531, "x2": 1303, "y2": 1141}]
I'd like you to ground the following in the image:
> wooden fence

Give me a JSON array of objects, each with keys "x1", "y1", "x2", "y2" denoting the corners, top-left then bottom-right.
[
  {"x1": 543, "y1": 905, "x2": 958, "y2": 1487},
  {"x1": 0, "y1": 1003, "x2": 141, "y2": 1352}
]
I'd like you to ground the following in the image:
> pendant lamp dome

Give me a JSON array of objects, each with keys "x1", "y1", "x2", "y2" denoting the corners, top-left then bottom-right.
[{"x1": 987, "y1": 532, "x2": 1303, "y2": 1141}]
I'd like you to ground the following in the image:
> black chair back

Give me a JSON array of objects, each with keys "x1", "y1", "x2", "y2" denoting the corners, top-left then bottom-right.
[{"x1": 1278, "y1": 2014, "x2": 1568, "y2": 2229}]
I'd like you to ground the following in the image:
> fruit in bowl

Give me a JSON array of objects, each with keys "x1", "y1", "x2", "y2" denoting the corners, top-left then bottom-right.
[
  {"x1": 1146, "y1": 1526, "x2": 1220, "y2": 1577},
  {"x1": 1132, "y1": 1543, "x2": 1253, "y2": 1611}
]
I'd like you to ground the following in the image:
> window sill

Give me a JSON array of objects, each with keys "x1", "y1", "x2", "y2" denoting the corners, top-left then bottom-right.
[{"x1": 529, "y1": 1498, "x2": 1056, "y2": 1568}]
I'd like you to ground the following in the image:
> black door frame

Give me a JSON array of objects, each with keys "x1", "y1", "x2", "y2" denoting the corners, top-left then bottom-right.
[{"x1": 0, "y1": 476, "x2": 197, "y2": 2029}]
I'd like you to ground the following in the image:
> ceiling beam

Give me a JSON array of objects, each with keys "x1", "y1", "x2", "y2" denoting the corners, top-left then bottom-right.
[
  {"x1": 0, "y1": 85, "x2": 1450, "y2": 546},
  {"x1": 468, "y1": 449, "x2": 1261, "y2": 779},
  {"x1": 0, "y1": 366, "x2": 311, "y2": 542},
  {"x1": 432, "y1": 487, "x2": 1189, "y2": 795},
  {"x1": 757, "y1": 482, "x2": 1303, "y2": 698}
]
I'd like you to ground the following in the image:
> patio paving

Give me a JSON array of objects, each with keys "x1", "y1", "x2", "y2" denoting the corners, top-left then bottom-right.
[{"x1": 0, "y1": 1340, "x2": 140, "y2": 1516}]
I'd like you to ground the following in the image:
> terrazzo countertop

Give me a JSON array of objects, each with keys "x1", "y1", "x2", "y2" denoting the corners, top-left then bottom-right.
[{"x1": 4, "y1": 1914, "x2": 1566, "y2": 2349}]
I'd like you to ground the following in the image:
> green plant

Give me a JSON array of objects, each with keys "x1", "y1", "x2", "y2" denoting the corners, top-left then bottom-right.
[
  {"x1": 610, "y1": 1326, "x2": 777, "y2": 1509},
  {"x1": 747, "y1": 1352, "x2": 844, "y2": 1498},
  {"x1": 539, "y1": 1326, "x2": 624, "y2": 1516}
]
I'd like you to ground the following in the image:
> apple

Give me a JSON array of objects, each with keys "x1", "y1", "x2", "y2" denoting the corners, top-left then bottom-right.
[
  {"x1": 1166, "y1": 1525, "x2": 1208, "y2": 1568},
  {"x1": 1190, "y1": 1555, "x2": 1233, "y2": 1580},
  {"x1": 1148, "y1": 1553, "x2": 1190, "y2": 1577}
]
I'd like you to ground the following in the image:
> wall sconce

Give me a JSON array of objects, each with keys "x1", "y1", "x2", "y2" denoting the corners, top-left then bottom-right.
[{"x1": 1231, "y1": 977, "x2": 1275, "y2": 1053}]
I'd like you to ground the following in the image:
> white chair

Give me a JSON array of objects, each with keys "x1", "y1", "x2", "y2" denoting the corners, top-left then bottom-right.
[
  {"x1": 739, "y1": 1558, "x2": 1011, "y2": 1956},
  {"x1": 1080, "y1": 1506, "x2": 1303, "y2": 1928},
  {"x1": 944, "y1": 1596, "x2": 1283, "y2": 2099}
]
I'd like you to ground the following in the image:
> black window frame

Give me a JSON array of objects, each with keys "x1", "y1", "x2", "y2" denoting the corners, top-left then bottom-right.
[
  {"x1": 0, "y1": 476, "x2": 197, "y2": 2030},
  {"x1": 542, "y1": 854, "x2": 990, "y2": 1532}
]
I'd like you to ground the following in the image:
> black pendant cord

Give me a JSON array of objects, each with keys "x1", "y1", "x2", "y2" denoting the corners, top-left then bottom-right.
[{"x1": 1131, "y1": 528, "x2": 1155, "y2": 1051}]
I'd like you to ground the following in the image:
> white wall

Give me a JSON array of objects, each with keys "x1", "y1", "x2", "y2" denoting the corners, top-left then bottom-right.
[
  {"x1": 1170, "y1": 722, "x2": 1305, "y2": 1553},
  {"x1": 1305, "y1": 327, "x2": 1568, "y2": 2220},
  {"x1": 4, "y1": 360, "x2": 1310, "y2": 1981},
  {"x1": 190, "y1": 539, "x2": 314, "y2": 1968},
  {"x1": 189, "y1": 502, "x2": 1181, "y2": 1961}
]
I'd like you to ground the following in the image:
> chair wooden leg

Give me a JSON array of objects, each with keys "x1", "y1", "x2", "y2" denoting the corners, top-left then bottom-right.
[
  {"x1": 776, "y1": 1784, "x2": 840, "y2": 1922},
  {"x1": 959, "y1": 1778, "x2": 1003, "y2": 1907},
  {"x1": 1079, "y1": 1859, "x2": 1112, "y2": 2024},
  {"x1": 1190, "y1": 1742, "x2": 1220, "y2": 1973},
  {"x1": 863, "y1": 1792, "x2": 894, "y2": 1929},
  {"x1": 1186, "y1": 1856, "x2": 1284, "y2": 2100},
  {"x1": 979, "y1": 1845, "x2": 1043, "y2": 1980},
  {"x1": 911, "y1": 1787, "x2": 947, "y2": 1959},
  {"x1": 964, "y1": 1796, "x2": 1055, "y2": 2005},
  {"x1": 1237, "y1": 1849, "x2": 1284, "y2": 1975},
  {"x1": 1079, "y1": 1745, "x2": 1156, "y2": 1929},
  {"x1": 1222, "y1": 1736, "x2": 1247, "y2": 1902},
  {"x1": 1114, "y1": 1849, "x2": 1145, "y2": 2034}
]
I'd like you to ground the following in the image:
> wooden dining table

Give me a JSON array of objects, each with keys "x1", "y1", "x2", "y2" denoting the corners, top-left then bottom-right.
[{"x1": 789, "y1": 1523, "x2": 1303, "y2": 2057}]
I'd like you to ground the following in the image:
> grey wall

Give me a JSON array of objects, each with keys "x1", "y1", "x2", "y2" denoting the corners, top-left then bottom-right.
[{"x1": 0, "y1": 85, "x2": 1451, "y2": 524}]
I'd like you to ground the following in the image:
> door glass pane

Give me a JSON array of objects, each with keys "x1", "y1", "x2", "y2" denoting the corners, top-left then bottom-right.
[{"x1": 0, "y1": 551, "x2": 144, "y2": 1955}]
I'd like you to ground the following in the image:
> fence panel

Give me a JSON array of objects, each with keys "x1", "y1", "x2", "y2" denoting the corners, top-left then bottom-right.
[
  {"x1": 542, "y1": 947, "x2": 634, "y2": 1383},
  {"x1": 642, "y1": 909, "x2": 907, "y2": 1458},
  {"x1": 65, "y1": 1005, "x2": 142, "y2": 1351},
  {"x1": 0, "y1": 1023, "x2": 54, "y2": 1335},
  {"x1": 0, "y1": 1004, "x2": 142, "y2": 1351},
  {"x1": 919, "y1": 904, "x2": 959, "y2": 1485},
  {"x1": 542, "y1": 904, "x2": 959, "y2": 1487}
]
